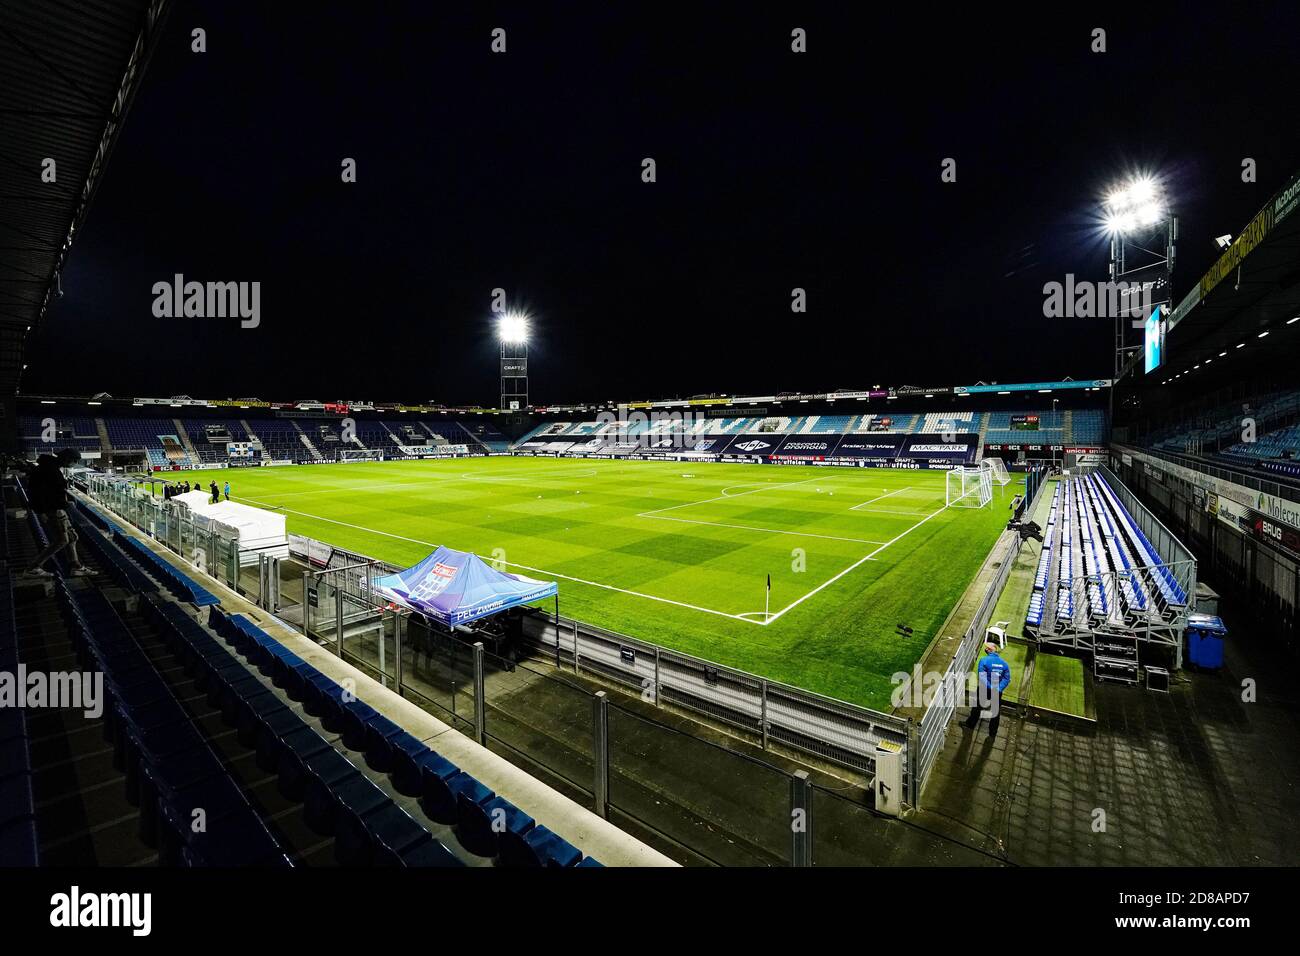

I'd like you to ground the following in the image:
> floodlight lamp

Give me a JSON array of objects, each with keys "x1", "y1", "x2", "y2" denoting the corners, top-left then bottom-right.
[
  {"x1": 1138, "y1": 202, "x2": 1164, "y2": 226},
  {"x1": 1128, "y1": 178, "x2": 1156, "y2": 204},
  {"x1": 498, "y1": 313, "x2": 529, "y2": 344}
]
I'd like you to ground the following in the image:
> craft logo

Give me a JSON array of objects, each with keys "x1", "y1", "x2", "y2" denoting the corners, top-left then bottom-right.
[{"x1": 1041, "y1": 273, "x2": 1154, "y2": 319}]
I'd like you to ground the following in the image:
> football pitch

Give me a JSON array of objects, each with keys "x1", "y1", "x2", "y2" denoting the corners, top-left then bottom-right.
[{"x1": 166, "y1": 457, "x2": 1017, "y2": 708}]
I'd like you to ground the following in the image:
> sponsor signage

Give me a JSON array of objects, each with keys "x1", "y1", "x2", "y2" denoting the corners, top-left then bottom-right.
[
  {"x1": 834, "y1": 436, "x2": 907, "y2": 457},
  {"x1": 773, "y1": 436, "x2": 839, "y2": 457},
  {"x1": 727, "y1": 437, "x2": 777, "y2": 455},
  {"x1": 956, "y1": 380, "x2": 1109, "y2": 394},
  {"x1": 1194, "y1": 167, "x2": 1299, "y2": 305}
]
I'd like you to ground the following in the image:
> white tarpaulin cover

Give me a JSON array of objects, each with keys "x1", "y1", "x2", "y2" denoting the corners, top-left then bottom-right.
[{"x1": 173, "y1": 490, "x2": 288, "y2": 557}]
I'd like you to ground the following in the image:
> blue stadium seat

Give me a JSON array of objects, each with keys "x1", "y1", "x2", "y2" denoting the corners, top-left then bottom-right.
[
  {"x1": 499, "y1": 825, "x2": 583, "y2": 868},
  {"x1": 457, "y1": 794, "x2": 535, "y2": 857}
]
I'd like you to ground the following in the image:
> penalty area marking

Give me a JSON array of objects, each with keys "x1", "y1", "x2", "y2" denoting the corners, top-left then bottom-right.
[
  {"x1": 849, "y1": 487, "x2": 912, "y2": 511},
  {"x1": 233, "y1": 494, "x2": 764, "y2": 624},
  {"x1": 760, "y1": 502, "x2": 951, "y2": 626},
  {"x1": 639, "y1": 512, "x2": 886, "y2": 546},
  {"x1": 457, "y1": 468, "x2": 598, "y2": 481},
  {"x1": 640, "y1": 474, "x2": 827, "y2": 517}
]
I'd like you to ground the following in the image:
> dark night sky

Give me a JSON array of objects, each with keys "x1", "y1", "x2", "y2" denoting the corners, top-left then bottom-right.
[{"x1": 21, "y1": 1, "x2": 1300, "y2": 405}]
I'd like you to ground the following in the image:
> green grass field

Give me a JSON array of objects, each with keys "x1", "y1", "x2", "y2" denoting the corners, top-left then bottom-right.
[{"x1": 162, "y1": 458, "x2": 1016, "y2": 708}]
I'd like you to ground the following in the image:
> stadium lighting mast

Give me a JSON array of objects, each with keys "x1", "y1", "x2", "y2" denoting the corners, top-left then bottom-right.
[
  {"x1": 498, "y1": 312, "x2": 529, "y2": 410},
  {"x1": 1102, "y1": 175, "x2": 1177, "y2": 384}
]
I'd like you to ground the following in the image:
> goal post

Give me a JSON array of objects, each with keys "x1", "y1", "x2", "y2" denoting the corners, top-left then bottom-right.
[
  {"x1": 340, "y1": 447, "x2": 383, "y2": 463},
  {"x1": 947, "y1": 465, "x2": 993, "y2": 508},
  {"x1": 980, "y1": 456, "x2": 1011, "y2": 486}
]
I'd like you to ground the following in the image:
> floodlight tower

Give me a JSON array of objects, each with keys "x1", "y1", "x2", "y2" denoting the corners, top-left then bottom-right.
[
  {"x1": 498, "y1": 312, "x2": 529, "y2": 410},
  {"x1": 1102, "y1": 176, "x2": 1177, "y2": 383}
]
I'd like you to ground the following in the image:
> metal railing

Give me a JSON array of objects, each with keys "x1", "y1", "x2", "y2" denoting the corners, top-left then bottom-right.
[
  {"x1": 911, "y1": 466, "x2": 1051, "y2": 804},
  {"x1": 1114, "y1": 442, "x2": 1300, "y2": 506},
  {"x1": 518, "y1": 611, "x2": 911, "y2": 786}
]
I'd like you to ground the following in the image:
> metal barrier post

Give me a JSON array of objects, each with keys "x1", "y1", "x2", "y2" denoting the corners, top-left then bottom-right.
[
  {"x1": 653, "y1": 647, "x2": 660, "y2": 706},
  {"x1": 791, "y1": 770, "x2": 812, "y2": 867},
  {"x1": 302, "y1": 571, "x2": 312, "y2": 637},
  {"x1": 760, "y1": 679, "x2": 769, "y2": 750},
  {"x1": 257, "y1": 553, "x2": 267, "y2": 609},
  {"x1": 270, "y1": 555, "x2": 280, "y2": 612},
  {"x1": 473, "y1": 642, "x2": 486, "y2": 745},
  {"x1": 335, "y1": 579, "x2": 344, "y2": 657},
  {"x1": 907, "y1": 718, "x2": 920, "y2": 807},
  {"x1": 593, "y1": 691, "x2": 609, "y2": 819},
  {"x1": 395, "y1": 611, "x2": 404, "y2": 692}
]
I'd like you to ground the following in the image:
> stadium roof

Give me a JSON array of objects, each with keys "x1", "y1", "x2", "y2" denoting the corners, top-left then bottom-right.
[
  {"x1": 1144, "y1": 167, "x2": 1300, "y2": 386},
  {"x1": 0, "y1": 0, "x2": 169, "y2": 394}
]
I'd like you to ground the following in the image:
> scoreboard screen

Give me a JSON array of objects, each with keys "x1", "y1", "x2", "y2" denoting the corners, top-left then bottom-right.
[
  {"x1": 1145, "y1": 308, "x2": 1165, "y2": 373},
  {"x1": 1010, "y1": 415, "x2": 1040, "y2": 431}
]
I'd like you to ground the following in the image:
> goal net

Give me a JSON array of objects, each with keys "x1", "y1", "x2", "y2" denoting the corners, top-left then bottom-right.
[
  {"x1": 340, "y1": 447, "x2": 383, "y2": 463},
  {"x1": 947, "y1": 465, "x2": 993, "y2": 508},
  {"x1": 979, "y1": 456, "x2": 1011, "y2": 486}
]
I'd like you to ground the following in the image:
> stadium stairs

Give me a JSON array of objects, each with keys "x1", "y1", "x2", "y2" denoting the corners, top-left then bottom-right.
[
  {"x1": 21, "y1": 484, "x2": 672, "y2": 867},
  {"x1": 94, "y1": 418, "x2": 113, "y2": 456},
  {"x1": 172, "y1": 419, "x2": 202, "y2": 463},
  {"x1": 290, "y1": 421, "x2": 325, "y2": 462}
]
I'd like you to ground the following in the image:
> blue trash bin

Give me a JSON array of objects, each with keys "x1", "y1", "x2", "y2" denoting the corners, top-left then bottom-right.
[{"x1": 1186, "y1": 614, "x2": 1227, "y2": 670}]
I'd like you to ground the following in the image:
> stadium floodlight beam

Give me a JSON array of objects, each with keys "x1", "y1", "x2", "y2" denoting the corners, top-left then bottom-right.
[
  {"x1": 497, "y1": 311, "x2": 530, "y2": 410},
  {"x1": 498, "y1": 312, "x2": 529, "y2": 344}
]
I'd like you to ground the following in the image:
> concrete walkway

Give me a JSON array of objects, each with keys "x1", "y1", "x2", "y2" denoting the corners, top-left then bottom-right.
[{"x1": 911, "y1": 582, "x2": 1299, "y2": 865}]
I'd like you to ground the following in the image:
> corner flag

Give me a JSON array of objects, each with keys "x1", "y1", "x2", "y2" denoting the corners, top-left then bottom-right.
[{"x1": 765, "y1": 573, "x2": 770, "y2": 621}]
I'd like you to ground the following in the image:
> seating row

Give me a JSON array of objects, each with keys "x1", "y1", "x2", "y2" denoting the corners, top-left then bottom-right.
[
  {"x1": 207, "y1": 607, "x2": 599, "y2": 867},
  {"x1": 112, "y1": 531, "x2": 220, "y2": 607},
  {"x1": 0, "y1": 567, "x2": 39, "y2": 866},
  {"x1": 57, "y1": 575, "x2": 290, "y2": 865}
]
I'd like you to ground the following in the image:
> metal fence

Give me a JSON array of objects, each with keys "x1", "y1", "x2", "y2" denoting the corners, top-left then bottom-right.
[
  {"x1": 913, "y1": 531, "x2": 1021, "y2": 803},
  {"x1": 1114, "y1": 442, "x2": 1300, "y2": 505},
  {"x1": 83, "y1": 474, "x2": 286, "y2": 612},
  {"x1": 912, "y1": 467, "x2": 1052, "y2": 804},
  {"x1": 518, "y1": 611, "x2": 911, "y2": 786}
]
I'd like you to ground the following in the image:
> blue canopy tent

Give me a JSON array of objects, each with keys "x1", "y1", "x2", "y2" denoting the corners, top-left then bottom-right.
[{"x1": 373, "y1": 545, "x2": 558, "y2": 627}]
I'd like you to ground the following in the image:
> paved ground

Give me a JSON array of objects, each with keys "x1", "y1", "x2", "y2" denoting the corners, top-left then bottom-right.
[{"x1": 914, "y1": 578, "x2": 1300, "y2": 865}]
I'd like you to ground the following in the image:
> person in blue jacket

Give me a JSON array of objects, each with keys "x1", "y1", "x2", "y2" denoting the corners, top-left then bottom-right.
[{"x1": 964, "y1": 642, "x2": 1012, "y2": 738}]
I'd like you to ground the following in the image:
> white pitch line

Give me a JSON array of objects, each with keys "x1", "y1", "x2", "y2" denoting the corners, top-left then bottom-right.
[
  {"x1": 638, "y1": 474, "x2": 827, "y2": 517},
  {"x1": 240, "y1": 480, "x2": 440, "y2": 500},
  {"x1": 849, "y1": 486, "x2": 912, "y2": 511},
  {"x1": 847, "y1": 507, "x2": 939, "y2": 517},
  {"x1": 761, "y1": 502, "x2": 951, "y2": 625},
  {"x1": 640, "y1": 512, "x2": 886, "y2": 546},
  {"x1": 234, "y1": 495, "x2": 763, "y2": 624}
]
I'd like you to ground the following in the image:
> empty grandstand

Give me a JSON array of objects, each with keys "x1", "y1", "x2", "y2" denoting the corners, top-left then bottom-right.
[{"x1": 1025, "y1": 471, "x2": 1194, "y2": 678}]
